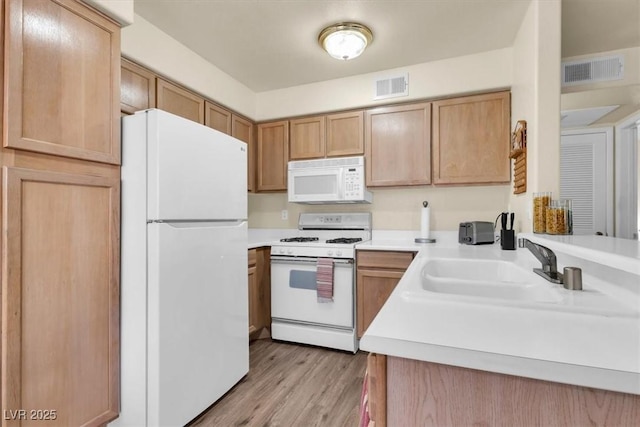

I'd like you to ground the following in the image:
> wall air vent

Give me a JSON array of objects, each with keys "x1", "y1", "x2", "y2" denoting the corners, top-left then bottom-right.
[
  {"x1": 562, "y1": 55, "x2": 624, "y2": 86},
  {"x1": 374, "y1": 73, "x2": 408, "y2": 100}
]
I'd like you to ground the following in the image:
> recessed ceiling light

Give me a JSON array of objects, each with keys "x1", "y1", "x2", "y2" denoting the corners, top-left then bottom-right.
[{"x1": 318, "y1": 22, "x2": 373, "y2": 61}]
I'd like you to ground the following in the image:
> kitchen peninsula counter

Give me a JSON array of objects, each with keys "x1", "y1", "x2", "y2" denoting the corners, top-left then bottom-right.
[{"x1": 358, "y1": 231, "x2": 640, "y2": 395}]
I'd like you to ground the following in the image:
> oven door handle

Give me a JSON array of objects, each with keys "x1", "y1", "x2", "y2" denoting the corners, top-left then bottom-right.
[{"x1": 270, "y1": 256, "x2": 354, "y2": 266}]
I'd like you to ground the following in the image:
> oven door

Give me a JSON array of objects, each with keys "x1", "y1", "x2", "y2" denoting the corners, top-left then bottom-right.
[
  {"x1": 288, "y1": 167, "x2": 344, "y2": 203},
  {"x1": 271, "y1": 256, "x2": 354, "y2": 328}
]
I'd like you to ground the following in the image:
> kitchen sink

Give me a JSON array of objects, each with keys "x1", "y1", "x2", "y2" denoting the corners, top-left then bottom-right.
[
  {"x1": 420, "y1": 258, "x2": 563, "y2": 303},
  {"x1": 423, "y1": 258, "x2": 530, "y2": 283}
]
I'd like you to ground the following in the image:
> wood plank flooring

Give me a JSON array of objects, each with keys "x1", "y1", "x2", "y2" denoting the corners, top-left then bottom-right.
[{"x1": 189, "y1": 339, "x2": 367, "y2": 427}]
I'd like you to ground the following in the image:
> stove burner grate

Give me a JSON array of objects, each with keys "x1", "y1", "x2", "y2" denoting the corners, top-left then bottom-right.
[
  {"x1": 280, "y1": 237, "x2": 320, "y2": 243},
  {"x1": 325, "y1": 237, "x2": 363, "y2": 244}
]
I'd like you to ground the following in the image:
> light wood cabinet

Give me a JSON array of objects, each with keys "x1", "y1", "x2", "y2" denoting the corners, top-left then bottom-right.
[
  {"x1": 373, "y1": 355, "x2": 640, "y2": 427},
  {"x1": 247, "y1": 248, "x2": 271, "y2": 339},
  {"x1": 364, "y1": 353, "x2": 387, "y2": 427},
  {"x1": 432, "y1": 91, "x2": 511, "y2": 184},
  {"x1": 289, "y1": 110, "x2": 364, "y2": 160},
  {"x1": 121, "y1": 58, "x2": 156, "y2": 115},
  {"x1": 257, "y1": 120, "x2": 289, "y2": 191},
  {"x1": 289, "y1": 115, "x2": 325, "y2": 160},
  {"x1": 4, "y1": 0, "x2": 121, "y2": 165},
  {"x1": 1, "y1": 1, "x2": 121, "y2": 424},
  {"x1": 256, "y1": 248, "x2": 271, "y2": 336},
  {"x1": 248, "y1": 249, "x2": 259, "y2": 335},
  {"x1": 232, "y1": 114, "x2": 255, "y2": 192},
  {"x1": 205, "y1": 101, "x2": 232, "y2": 134},
  {"x1": 356, "y1": 251, "x2": 414, "y2": 337},
  {"x1": 365, "y1": 103, "x2": 431, "y2": 187},
  {"x1": 326, "y1": 110, "x2": 364, "y2": 157},
  {"x1": 2, "y1": 167, "x2": 120, "y2": 426},
  {"x1": 156, "y1": 78, "x2": 205, "y2": 124}
]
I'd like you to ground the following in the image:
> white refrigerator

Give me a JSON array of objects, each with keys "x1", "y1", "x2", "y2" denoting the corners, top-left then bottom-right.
[{"x1": 114, "y1": 109, "x2": 249, "y2": 427}]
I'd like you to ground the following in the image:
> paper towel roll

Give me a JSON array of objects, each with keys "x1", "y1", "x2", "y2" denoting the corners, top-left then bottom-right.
[{"x1": 420, "y1": 206, "x2": 430, "y2": 239}]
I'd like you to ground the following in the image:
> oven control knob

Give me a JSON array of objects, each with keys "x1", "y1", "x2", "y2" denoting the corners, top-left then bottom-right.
[
  {"x1": 279, "y1": 248, "x2": 285, "y2": 254},
  {"x1": 327, "y1": 250, "x2": 333, "y2": 256},
  {"x1": 336, "y1": 250, "x2": 342, "y2": 256},
  {"x1": 287, "y1": 249, "x2": 293, "y2": 255}
]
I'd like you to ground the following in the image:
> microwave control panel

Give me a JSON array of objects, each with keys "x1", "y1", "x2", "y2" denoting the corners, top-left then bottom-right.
[{"x1": 344, "y1": 167, "x2": 363, "y2": 198}]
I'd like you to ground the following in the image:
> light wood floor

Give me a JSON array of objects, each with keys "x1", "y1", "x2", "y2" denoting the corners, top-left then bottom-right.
[{"x1": 189, "y1": 339, "x2": 367, "y2": 427}]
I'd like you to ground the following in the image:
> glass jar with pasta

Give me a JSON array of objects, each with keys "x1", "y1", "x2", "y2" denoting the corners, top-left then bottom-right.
[
  {"x1": 545, "y1": 199, "x2": 573, "y2": 235},
  {"x1": 533, "y1": 192, "x2": 551, "y2": 233}
]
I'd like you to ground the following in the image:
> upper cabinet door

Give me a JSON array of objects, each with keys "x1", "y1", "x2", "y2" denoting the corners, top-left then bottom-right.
[
  {"x1": 432, "y1": 91, "x2": 511, "y2": 185},
  {"x1": 365, "y1": 103, "x2": 432, "y2": 187},
  {"x1": 205, "y1": 101, "x2": 232, "y2": 134},
  {"x1": 326, "y1": 110, "x2": 364, "y2": 157},
  {"x1": 232, "y1": 115, "x2": 255, "y2": 192},
  {"x1": 121, "y1": 58, "x2": 156, "y2": 115},
  {"x1": 156, "y1": 78, "x2": 205, "y2": 124},
  {"x1": 4, "y1": 0, "x2": 121, "y2": 165},
  {"x1": 289, "y1": 116, "x2": 326, "y2": 160},
  {"x1": 257, "y1": 120, "x2": 289, "y2": 191}
]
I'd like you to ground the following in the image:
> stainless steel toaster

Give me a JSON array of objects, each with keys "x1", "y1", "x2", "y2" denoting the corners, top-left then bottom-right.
[{"x1": 458, "y1": 221, "x2": 495, "y2": 245}]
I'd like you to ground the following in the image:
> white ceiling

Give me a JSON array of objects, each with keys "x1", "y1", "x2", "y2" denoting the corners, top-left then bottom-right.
[
  {"x1": 562, "y1": 0, "x2": 640, "y2": 58},
  {"x1": 134, "y1": 0, "x2": 640, "y2": 93},
  {"x1": 560, "y1": 105, "x2": 620, "y2": 128}
]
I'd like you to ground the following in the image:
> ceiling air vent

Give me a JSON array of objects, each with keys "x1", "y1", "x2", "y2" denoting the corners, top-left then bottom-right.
[
  {"x1": 562, "y1": 55, "x2": 624, "y2": 86},
  {"x1": 374, "y1": 73, "x2": 408, "y2": 100}
]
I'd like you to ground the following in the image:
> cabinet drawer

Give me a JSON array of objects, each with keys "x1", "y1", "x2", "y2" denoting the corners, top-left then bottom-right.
[
  {"x1": 357, "y1": 250, "x2": 414, "y2": 270},
  {"x1": 248, "y1": 248, "x2": 257, "y2": 267}
]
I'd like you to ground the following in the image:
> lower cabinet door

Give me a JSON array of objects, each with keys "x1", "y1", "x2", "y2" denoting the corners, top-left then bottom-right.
[
  {"x1": 356, "y1": 269, "x2": 404, "y2": 337},
  {"x1": 2, "y1": 167, "x2": 120, "y2": 426},
  {"x1": 248, "y1": 263, "x2": 259, "y2": 335}
]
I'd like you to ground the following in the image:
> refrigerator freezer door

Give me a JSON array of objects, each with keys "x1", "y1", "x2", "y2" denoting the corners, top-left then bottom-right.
[
  {"x1": 147, "y1": 221, "x2": 248, "y2": 426},
  {"x1": 145, "y1": 109, "x2": 247, "y2": 221}
]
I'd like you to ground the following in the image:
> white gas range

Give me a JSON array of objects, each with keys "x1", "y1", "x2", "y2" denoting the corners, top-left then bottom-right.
[{"x1": 270, "y1": 212, "x2": 371, "y2": 353}]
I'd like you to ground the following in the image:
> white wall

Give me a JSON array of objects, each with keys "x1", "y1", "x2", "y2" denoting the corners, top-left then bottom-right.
[
  {"x1": 508, "y1": 0, "x2": 561, "y2": 232},
  {"x1": 249, "y1": 186, "x2": 510, "y2": 230},
  {"x1": 255, "y1": 48, "x2": 513, "y2": 121},
  {"x1": 121, "y1": 14, "x2": 256, "y2": 119}
]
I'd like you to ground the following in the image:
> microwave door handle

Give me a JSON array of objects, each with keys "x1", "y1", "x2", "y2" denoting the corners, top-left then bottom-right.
[{"x1": 337, "y1": 167, "x2": 345, "y2": 198}]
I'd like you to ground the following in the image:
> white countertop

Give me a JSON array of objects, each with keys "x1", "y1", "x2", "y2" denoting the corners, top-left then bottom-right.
[
  {"x1": 359, "y1": 232, "x2": 640, "y2": 395},
  {"x1": 522, "y1": 233, "x2": 640, "y2": 276},
  {"x1": 247, "y1": 228, "x2": 451, "y2": 250},
  {"x1": 247, "y1": 228, "x2": 294, "y2": 249},
  {"x1": 358, "y1": 230, "x2": 460, "y2": 251}
]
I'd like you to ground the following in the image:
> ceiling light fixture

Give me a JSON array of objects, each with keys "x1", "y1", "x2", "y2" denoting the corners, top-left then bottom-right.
[{"x1": 318, "y1": 22, "x2": 373, "y2": 61}]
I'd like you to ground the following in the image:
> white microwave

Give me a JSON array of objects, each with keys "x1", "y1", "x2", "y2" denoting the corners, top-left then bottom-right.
[{"x1": 288, "y1": 156, "x2": 373, "y2": 204}]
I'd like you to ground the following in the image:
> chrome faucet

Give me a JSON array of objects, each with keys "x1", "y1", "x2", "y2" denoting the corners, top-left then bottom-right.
[{"x1": 518, "y1": 238, "x2": 563, "y2": 284}]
